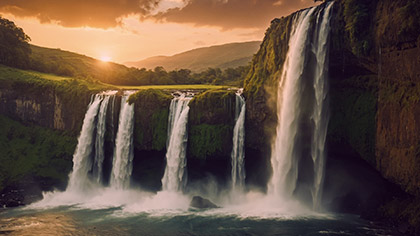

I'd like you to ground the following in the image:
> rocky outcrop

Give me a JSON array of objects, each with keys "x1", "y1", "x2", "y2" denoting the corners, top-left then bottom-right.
[
  {"x1": 243, "y1": 0, "x2": 420, "y2": 232},
  {"x1": 0, "y1": 82, "x2": 92, "y2": 135},
  {"x1": 128, "y1": 89, "x2": 238, "y2": 192},
  {"x1": 187, "y1": 90, "x2": 236, "y2": 191},
  {"x1": 242, "y1": 15, "x2": 294, "y2": 191},
  {"x1": 189, "y1": 196, "x2": 219, "y2": 209}
]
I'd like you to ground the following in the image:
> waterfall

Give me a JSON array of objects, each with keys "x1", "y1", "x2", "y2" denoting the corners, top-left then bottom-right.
[
  {"x1": 269, "y1": 2, "x2": 333, "y2": 209},
  {"x1": 110, "y1": 91, "x2": 135, "y2": 190},
  {"x1": 311, "y1": 3, "x2": 334, "y2": 209},
  {"x1": 67, "y1": 94, "x2": 103, "y2": 192},
  {"x1": 231, "y1": 89, "x2": 246, "y2": 192},
  {"x1": 162, "y1": 93, "x2": 192, "y2": 192},
  {"x1": 67, "y1": 91, "x2": 116, "y2": 191},
  {"x1": 92, "y1": 91, "x2": 117, "y2": 184}
]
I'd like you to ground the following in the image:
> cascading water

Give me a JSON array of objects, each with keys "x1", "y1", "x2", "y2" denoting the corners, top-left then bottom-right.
[
  {"x1": 110, "y1": 91, "x2": 135, "y2": 190},
  {"x1": 67, "y1": 91, "x2": 117, "y2": 192},
  {"x1": 93, "y1": 91, "x2": 117, "y2": 184},
  {"x1": 231, "y1": 89, "x2": 246, "y2": 192},
  {"x1": 67, "y1": 94, "x2": 103, "y2": 192},
  {"x1": 161, "y1": 93, "x2": 192, "y2": 192},
  {"x1": 311, "y1": 3, "x2": 334, "y2": 210},
  {"x1": 268, "y1": 2, "x2": 333, "y2": 209}
]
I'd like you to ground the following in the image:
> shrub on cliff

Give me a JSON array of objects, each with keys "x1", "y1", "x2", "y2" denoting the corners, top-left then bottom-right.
[{"x1": 0, "y1": 16, "x2": 31, "y2": 69}]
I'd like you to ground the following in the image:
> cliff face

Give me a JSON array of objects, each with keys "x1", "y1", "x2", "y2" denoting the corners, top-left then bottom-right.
[
  {"x1": 0, "y1": 82, "x2": 91, "y2": 135},
  {"x1": 187, "y1": 90, "x2": 236, "y2": 190},
  {"x1": 127, "y1": 89, "x2": 238, "y2": 192},
  {"x1": 374, "y1": 0, "x2": 420, "y2": 196},
  {"x1": 242, "y1": 15, "x2": 294, "y2": 190},
  {"x1": 0, "y1": 79, "x2": 93, "y2": 205},
  {"x1": 328, "y1": 0, "x2": 420, "y2": 196},
  {"x1": 243, "y1": 0, "x2": 420, "y2": 215}
]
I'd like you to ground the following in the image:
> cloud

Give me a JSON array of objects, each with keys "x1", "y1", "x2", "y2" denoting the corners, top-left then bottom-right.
[
  {"x1": 0, "y1": 0, "x2": 316, "y2": 30},
  {"x1": 0, "y1": 0, "x2": 160, "y2": 28},
  {"x1": 151, "y1": 0, "x2": 316, "y2": 30}
]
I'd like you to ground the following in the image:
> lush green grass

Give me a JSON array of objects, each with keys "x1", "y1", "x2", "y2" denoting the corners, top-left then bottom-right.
[
  {"x1": 111, "y1": 84, "x2": 229, "y2": 90},
  {"x1": 28, "y1": 44, "x2": 249, "y2": 86},
  {"x1": 0, "y1": 64, "x2": 231, "y2": 92},
  {"x1": 0, "y1": 115, "x2": 76, "y2": 192},
  {"x1": 29, "y1": 45, "x2": 131, "y2": 84},
  {"x1": 0, "y1": 64, "x2": 113, "y2": 91}
]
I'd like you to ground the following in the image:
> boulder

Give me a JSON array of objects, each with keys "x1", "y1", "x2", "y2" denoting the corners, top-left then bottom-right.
[{"x1": 189, "y1": 196, "x2": 219, "y2": 209}]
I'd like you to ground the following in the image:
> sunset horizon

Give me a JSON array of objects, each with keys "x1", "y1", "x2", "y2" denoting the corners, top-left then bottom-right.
[
  {"x1": 2, "y1": 0, "x2": 419, "y2": 235},
  {"x1": 0, "y1": 0, "x2": 317, "y2": 63}
]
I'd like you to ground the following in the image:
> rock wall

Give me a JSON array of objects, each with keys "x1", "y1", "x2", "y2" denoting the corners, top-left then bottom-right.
[
  {"x1": 187, "y1": 90, "x2": 236, "y2": 191},
  {"x1": 243, "y1": 0, "x2": 420, "y2": 214},
  {"x1": 0, "y1": 83, "x2": 91, "y2": 135},
  {"x1": 128, "y1": 89, "x2": 238, "y2": 192},
  {"x1": 329, "y1": 0, "x2": 420, "y2": 196}
]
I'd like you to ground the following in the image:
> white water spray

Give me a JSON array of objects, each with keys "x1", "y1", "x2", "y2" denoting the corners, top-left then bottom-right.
[
  {"x1": 93, "y1": 91, "x2": 117, "y2": 183},
  {"x1": 162, "y1": 93, "x2": 192, "y2": 192},
  {"x1": 231, "y1": 89, "x2": 246, "y2": 192},
  {"x1": 110, "y1": 91, "x2": 135, "y2": 190},
  {"x1": 67, "y1": 94, "x2": 103, "y2": 192},
  {"x1": 269, "y1": 2, "x2": 334, "y2": 209}
]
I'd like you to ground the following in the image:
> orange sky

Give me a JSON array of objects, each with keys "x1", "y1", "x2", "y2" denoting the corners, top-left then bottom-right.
[{"x1": 0, "y1": 0, "x2": 316, "y2": 63}]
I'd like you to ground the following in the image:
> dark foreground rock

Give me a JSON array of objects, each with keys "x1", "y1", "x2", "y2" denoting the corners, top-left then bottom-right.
[{"x1": 189, "y1": 196, "x2": 219, "y2": 209}]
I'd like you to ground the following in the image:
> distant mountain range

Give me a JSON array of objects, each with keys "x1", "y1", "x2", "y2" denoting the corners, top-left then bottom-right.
[{"x1": 125, "y1": 41, "x2": 261, "y2": 72}]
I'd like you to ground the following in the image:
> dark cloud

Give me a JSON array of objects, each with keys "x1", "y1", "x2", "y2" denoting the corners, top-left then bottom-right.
[
  {"x1": 152, "y1": 0, "x2": 316, "y2": 29},
  {"x1": 0, "y1": 0, "x2": 159, "y2": 28},
  {"x1": 0, "y1": 0, "x2": 316, "y2": 30}
]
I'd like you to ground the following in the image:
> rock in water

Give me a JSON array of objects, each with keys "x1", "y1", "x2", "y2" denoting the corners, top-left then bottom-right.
[{"x1": 189, "y1": 196, "x2": 219, "y2": 209}]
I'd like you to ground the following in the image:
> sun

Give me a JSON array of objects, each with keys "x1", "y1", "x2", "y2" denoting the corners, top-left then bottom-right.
[{"x1": 100, "y1": 55, "x2": 111, "y2": 62}]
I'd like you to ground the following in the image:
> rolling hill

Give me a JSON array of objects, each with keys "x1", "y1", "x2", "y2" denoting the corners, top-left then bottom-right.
[
  {"x1": 29, "y1": 45, "x2": 132, "y2": 84},
  {"x1": 125, "y1": 41, "x2": 261, "y2": 72}
]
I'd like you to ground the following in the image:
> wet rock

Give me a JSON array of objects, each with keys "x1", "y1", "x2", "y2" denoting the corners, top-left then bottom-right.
[{"x1": 189, "y1": 196, "x2": 219, "y2": 209}]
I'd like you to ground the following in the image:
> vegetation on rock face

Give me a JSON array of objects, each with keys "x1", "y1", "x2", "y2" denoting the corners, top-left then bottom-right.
[
  {"x1": 379, "y1": 79, "x2": 420, "y2": 108},
  {"x1": 0, "y1": 115, "x2": 76, "y2": 193},
  {"x1": 328, "y1": 75, "x2": 378, "y2": 166},
  {"x1": 188, "y1": 89, "x2": 236, "y2": 159},
  {"x1": 128, "y1": 89, "x2": 172, "y2": 151},
  {"x1": 188, "y1": 89, "x2": 236, "y2": 125},
  {"x1": 375, "y1": 0, "x2": 420, "y2": 47},
  {"x1": 397, "y1": 0, "x2": 420, "y2": 39},
  {"x1": 0, "y1": 65, "x2": 107, "y2": 136},
  {"x1": 244, "y1": 16, "x2": 292, "y2": 99},
  {"x1": 242, "y1": 15, "x2": 294, "y2": 150},
  {"x1": 0, "y1": 16, "x2": 31, "y2": 69},
  {"x1": 188, "y1": 124, "x2": 232, "y2": 159},
  {"x1": 343, "y1": 0, "x2": 374, "y2": 56}
]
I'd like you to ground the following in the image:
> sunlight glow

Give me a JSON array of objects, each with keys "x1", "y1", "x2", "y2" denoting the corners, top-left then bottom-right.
[{"x1": 100, "y1": 55, "x2": 111, "y2": 62}]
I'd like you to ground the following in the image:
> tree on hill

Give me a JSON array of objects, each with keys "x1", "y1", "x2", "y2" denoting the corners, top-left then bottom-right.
[{"x1": 0, "y1": 16, "x2": 31, "y2": 68}]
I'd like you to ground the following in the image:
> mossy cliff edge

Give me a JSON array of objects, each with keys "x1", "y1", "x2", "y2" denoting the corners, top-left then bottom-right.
[
  {"x1": 0, "y1": 69, "x2": 95, "y2": 206},
  {"x1": 243, "y1": 0, "x2": 420, "y2": 232},
  {"x1": 0, "y1": 83, "x2": 239, "y2": 197}
]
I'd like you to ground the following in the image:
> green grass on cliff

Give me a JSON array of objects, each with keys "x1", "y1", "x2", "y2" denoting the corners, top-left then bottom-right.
[
  {"x1": 0, "y1": 115, "x2": 76, "y2": 192},
  {"x1": 112, "y1": 84, "x2": 228, "y2": 91},
  {"x1": 0, "y1": 64, "x2": 113, "y2": 92}
]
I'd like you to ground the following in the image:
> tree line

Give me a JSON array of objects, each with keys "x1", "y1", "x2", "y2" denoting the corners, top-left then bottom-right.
[{"x1": 0, "y1": 16, "x2": 250, "y2": 86}]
